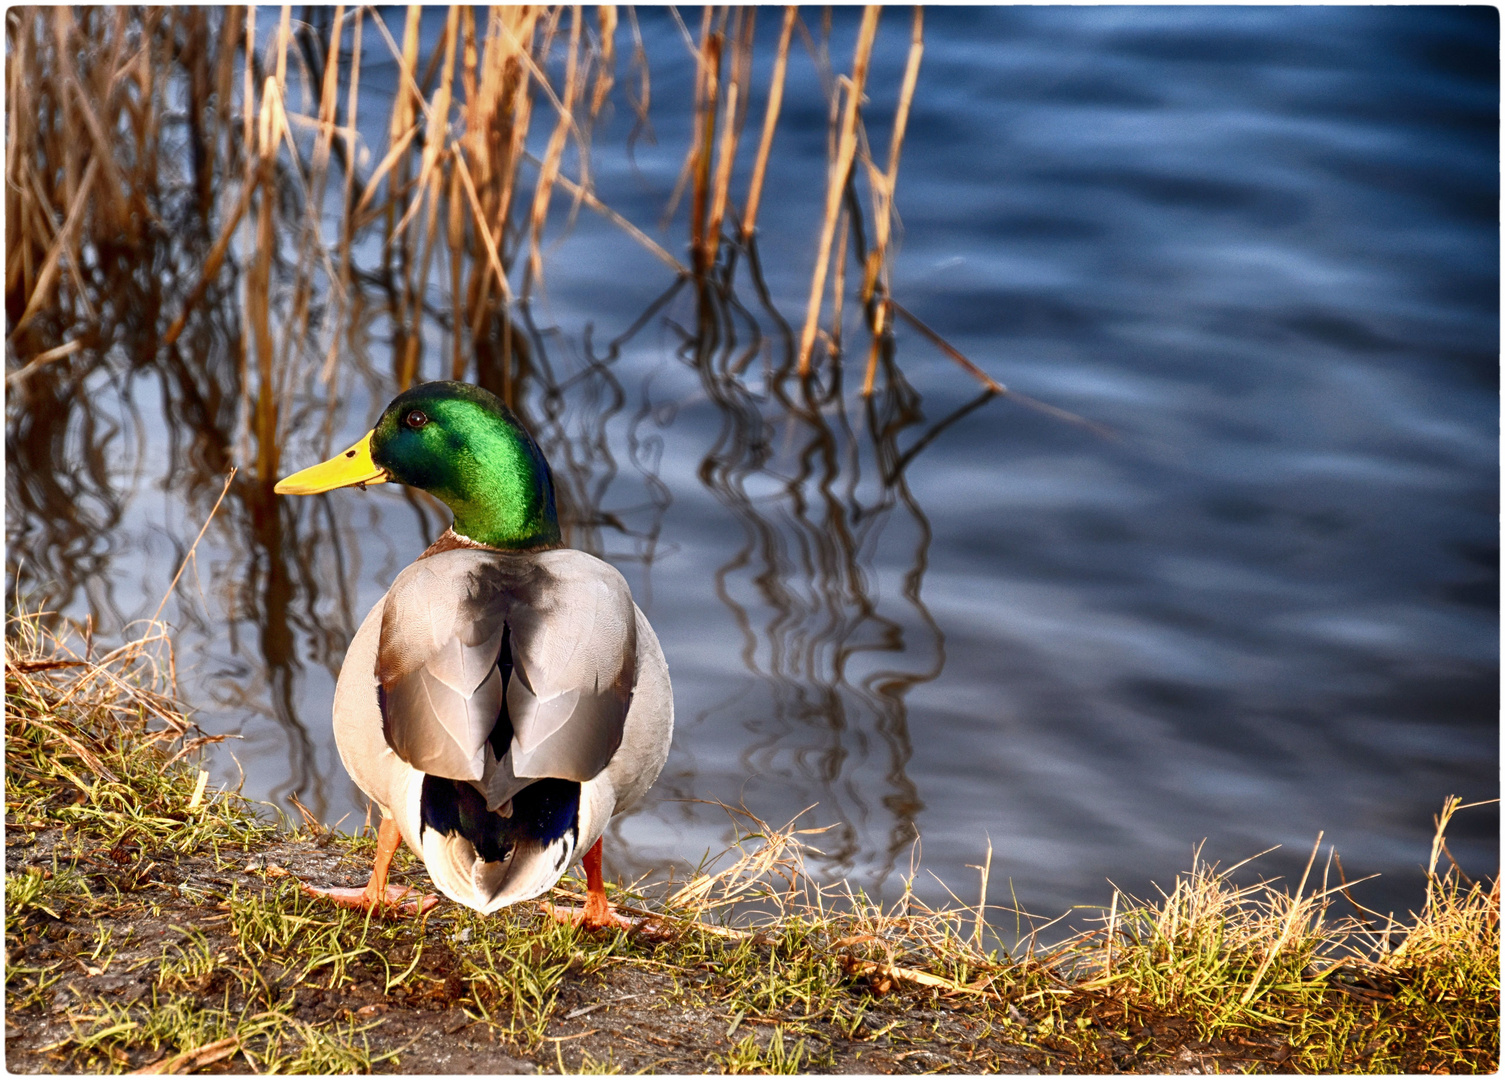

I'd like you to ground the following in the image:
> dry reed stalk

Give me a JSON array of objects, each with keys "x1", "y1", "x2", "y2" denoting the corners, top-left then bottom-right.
[
  {"x1": 407, "y1": 6, "x2": 461, "y2": 349},
  {"x1": 689, "y1": 17, "x2": 723, "y2": 274},
  {"x1": 863, "y1": 6, "x2": 923, "y2": 307},
  {"x1": 972, "y1": 836, "x2": 993, "y2": 951},
  {"x1": 56, "y1": 24, "x2": 77, "y2": 220},
  {"x1": 464, "y1": 60, "x2": 513, "y2": 350},
  {"x1": 338, "y1": 6, "x2": 364, "y2": 287},
  {"x1": 351, "y1": 124, "x2": 422, "y2": 222},
  {"x1": 729, "y1": 13, "x2": 757, "y2": 142},
  {"x1": 246, "y1": 12, "x2": 291, "y2": 484},
  {"x1": 399, "y1": 10, "x2": 428, "y2": 373},
  {"x1": 525, "y1": 156, "x2": 688, "y2": 275},
  {"x1": 386, "y1": 5, "x2": 424, "y2": 238},
  {"x1": 389, "y1": 8, "x2": 457, "y2": 248},
  {"x1": 741, "y1": 7, "x2": 796, "y2": 243},
  {"x1": 536, "y1": 5, "x2": 565, "y2": 66},
  {"x1": 797, "y1": 6, "x2": 881, "y2": 376},
  {"x1": 462, "y1": 6, "x2": 538, "y2": 321},
  {"x1": 623, "y1": 6, "x2": 652, "y2": 154},
  {"x1": 460, "y1": 7, "x2": 479, "y2": 127},
  {"x1": 8, "y1": 16, "x2": 54, "y2": 322},
  {"x1": 495, "y1": 9, "x2": 577, "y2": 157},
  {"x1": 889, "y1": 300, "x2": 1006, "y2": 394},
  {"x1": 217, "y1": 8, "x2": 243, "y2": 164},
  {"x1": 361, "y1": 5, "x2": 428, "y2": 387},
  {"x1": 308, "y1": 6, "x2": 346, "y2": 227},
  {"x1": 234, "y1": 6, "x2": 257, "y2": 473},
  {"x1": 269, "y1": 4, "x2": 288, "y2": 86},
  {"x1": 705, "y1": 8, "x2": 753, "y2": 267},
  {"x1": 267, "y1": 8, "x2": 305, "y2": 397},
  {"x1": 828, "y1": 205, "x2": 850, "y2": 355},
  {"x1": 50, "y1": 10, "x2": 127, "y2": 237},
  {"x1": 242, "y1": 6, "x2": 255, "y2": 162},
  {"x1": 7, "y1": 17, "x2": 26, "y2": 226},
  {"x1": 255, "y1": 11, "x2": 349, "y2": 414},
  {"x1": 10, "y1": 158, "x2": 98, "y2": 336},
  {"x1": 6, "y1": 339, "x2": 84, "y2": 388},
  {"x1": 860, "y1": 298, "x2": 888, "y2": 396},
  {"x1": 310, "y1": 8, "x2": 350, "y2": 388},
  {"x1": 490, "y1": 8, "x2": 537, "y2": 271},
  {"x1": 590, "y1": 6, "x2": 617, "y2": 123},
  {"x1": 659, "y1": 5, "x2": 715, "y2": 237},
  {"x1": 19, "y1": 155, "x2": 59, "y2": 248},
  {"x1": 7, "y1": 135, "x2": 33, "y2": 301},
  {"x1": 453, "y1": 151, "x2": 513, "y2": 303},
  {"x1": 31, "y1": 8, "x2": 120, "y2": 323},
  {"x1": 526, "y1": 4, "x2": 584, "y2": 295},
  {"x1": 449, "y1": 142, "x2": 468, "y2": 380},
  {"x1": 463, "y1": 4, "x2": 507, "y2": 319},
  {"x1": 14, "y1": 164, "x2": 50, "y2": 303}
]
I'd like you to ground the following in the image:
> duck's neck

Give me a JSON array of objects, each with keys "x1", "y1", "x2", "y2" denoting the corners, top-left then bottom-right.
[
  {"x1": 436, "y1": 423, "x2": 562, "y2": 550},
  {"x1": 451, "y1": 493, "x2": 561, "y2": 551},
  {"x1": 418, "y1": 528, "x2": 495, "y2": 560}
]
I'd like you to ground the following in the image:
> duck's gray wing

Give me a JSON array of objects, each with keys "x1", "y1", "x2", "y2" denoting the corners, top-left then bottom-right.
[{"x1": 375, "y1": 549, "x2": 634, "y2": 807}]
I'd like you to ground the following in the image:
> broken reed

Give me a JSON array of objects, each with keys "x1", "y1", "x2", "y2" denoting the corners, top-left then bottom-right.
[{"x1": 6, "y1": 6, "x2": 995, "y2": 480}]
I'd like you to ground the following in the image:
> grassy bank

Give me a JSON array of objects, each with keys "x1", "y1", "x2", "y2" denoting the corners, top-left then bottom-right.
[{"x1": 5, "y1": 612, "x2": 1498, "y2": 1074}]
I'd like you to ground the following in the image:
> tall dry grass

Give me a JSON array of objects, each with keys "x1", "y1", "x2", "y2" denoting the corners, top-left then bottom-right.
[{"x1": 6, "y1": 5, "x2": 1020, "y2": 472}]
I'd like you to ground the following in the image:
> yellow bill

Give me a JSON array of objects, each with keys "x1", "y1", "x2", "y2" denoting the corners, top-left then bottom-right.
[{"x1": 274, "y1": 431, "x2": 389, "y2": 495}]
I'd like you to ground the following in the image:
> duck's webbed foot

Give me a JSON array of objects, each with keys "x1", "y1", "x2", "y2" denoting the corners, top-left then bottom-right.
[
  {"x1": 298, "y1": 815, "x2": 439, "y2": 917},
  {"x1": 546, "y1": 836, "x2": 638, "y2": 931},
  {"x1": 545, "y1": 900, "x2": 639, "y2": 932},
  {"x1": 301, "y1": 881, "x2": 439, "y2": 916}
]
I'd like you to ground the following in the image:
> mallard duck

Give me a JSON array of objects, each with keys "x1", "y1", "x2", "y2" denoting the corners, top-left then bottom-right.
[{"x1": 274, "y1": 381, "x2": 673, "y2": 928}]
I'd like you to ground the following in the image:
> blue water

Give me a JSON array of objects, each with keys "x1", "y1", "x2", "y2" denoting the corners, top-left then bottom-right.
[{"x1": 9, "y1": 6, "x2": 1497, "y2": 927}]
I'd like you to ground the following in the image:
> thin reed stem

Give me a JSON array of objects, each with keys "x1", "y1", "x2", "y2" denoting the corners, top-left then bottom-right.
[
  {"x1": 742, "y1": 7, "x2": 797, "y2": 243},
  {"x1": 797, "y1": 6, "x2": 881, "y2": 376},
  {"x1": 863, "y1": 5, "x2": 924, "y2": 307}
]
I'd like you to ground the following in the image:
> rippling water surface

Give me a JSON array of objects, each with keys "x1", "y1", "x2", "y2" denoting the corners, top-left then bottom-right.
[{"x1": 8, "y1": 6, "x2": 1497, "y2": 926}]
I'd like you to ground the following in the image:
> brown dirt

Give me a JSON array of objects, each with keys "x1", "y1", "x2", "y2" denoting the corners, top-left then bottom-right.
[{"x1": 3, "y1": 827, "x2": 1258, "y2": 1075}]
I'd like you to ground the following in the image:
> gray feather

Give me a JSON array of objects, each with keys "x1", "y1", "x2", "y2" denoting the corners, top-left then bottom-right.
[{"x1": 376, "y1": 548, "x2": 635, "y2": 805}]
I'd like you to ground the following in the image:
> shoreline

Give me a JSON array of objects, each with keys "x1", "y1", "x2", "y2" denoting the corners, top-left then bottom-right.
[{"x1": 6, "y1": 615, "x2": 1497, "y2": 1074}]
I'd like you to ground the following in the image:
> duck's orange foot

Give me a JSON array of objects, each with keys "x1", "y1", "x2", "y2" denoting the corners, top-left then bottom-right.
[
  {"x1": 301, "y1": 881, "x2": 439, "y2": 916},
  {"x1": 545, "y1": 901, "x2": 639, "y2": 932}
]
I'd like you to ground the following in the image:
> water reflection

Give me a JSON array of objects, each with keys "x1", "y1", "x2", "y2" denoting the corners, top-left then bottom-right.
[
  {"x1": 9, "y1": 5, "x2": 1495, "y2": 921},
  {"x1": 8, "y1": 214, "x2": 977, "y2": 893},
  {"x1": 604, "y1": 260, "x2": 1009, "y2": 890}
]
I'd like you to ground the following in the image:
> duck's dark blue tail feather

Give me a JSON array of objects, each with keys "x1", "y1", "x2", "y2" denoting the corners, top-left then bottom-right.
[{"x1": 419, "y1": 774, "x2": 579, "y2": 862}]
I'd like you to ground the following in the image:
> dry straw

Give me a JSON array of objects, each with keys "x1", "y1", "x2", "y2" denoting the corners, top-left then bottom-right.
[{"x1": 7, "y1": 4, "x2": 1036, "y2": 438}]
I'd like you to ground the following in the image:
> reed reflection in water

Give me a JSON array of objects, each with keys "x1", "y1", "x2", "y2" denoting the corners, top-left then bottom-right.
[
  {"x1": 8, "y1": 256, "x2": 983, "y2": 898},
  {"x1": 7, "y1": 6, "x2": 983, "y2": 891},
  {"x1": 595, "y1": 270, "x2": 1001, "y2": 891}
]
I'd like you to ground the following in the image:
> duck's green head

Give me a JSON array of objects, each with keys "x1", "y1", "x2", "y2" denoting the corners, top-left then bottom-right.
[{"x1": 275, "y1": 381, "x2": 561, "y2": 550}]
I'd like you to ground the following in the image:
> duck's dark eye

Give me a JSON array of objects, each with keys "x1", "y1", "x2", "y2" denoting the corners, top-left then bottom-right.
[{"x1": 404, "y1": 409, "x2": 429, "y2": 430}]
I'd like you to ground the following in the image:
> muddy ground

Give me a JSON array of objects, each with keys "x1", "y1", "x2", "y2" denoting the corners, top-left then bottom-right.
[{"x1": 5, "y1": 827, "x2": 1279, "y2": 1075}]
